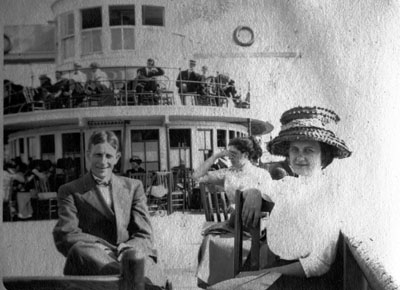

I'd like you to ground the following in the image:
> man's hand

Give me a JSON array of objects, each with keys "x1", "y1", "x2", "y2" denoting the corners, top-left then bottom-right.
[
  {"x1": 117, "y1": 243, "x2": 132, "y2": 261},
  {"x1": 241, "y1": 189, "x2": 262, "y2": 228}
]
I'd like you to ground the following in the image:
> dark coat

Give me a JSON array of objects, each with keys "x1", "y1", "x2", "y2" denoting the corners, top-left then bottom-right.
[
  {"x1": 53, "y1": 173, "x2": 156, "y2": 259},
  {"x1": 176, "y1": 70, "x2": 201, "y2": 93}
]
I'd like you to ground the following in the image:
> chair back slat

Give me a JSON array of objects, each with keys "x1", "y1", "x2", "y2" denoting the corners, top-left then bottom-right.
[
  {"x1": 234, "y1": 190, "x2": 264, "y2": 276},
  {"x1": 210, "y1": 184, "x2": 222, "y2": 222},
  {"x1": 129, "y1": 172, "x2": 148, "y2": 189},
  {"x1": 155, "y1": 172, "x2": 173, "y2": 214},
  {"x1": 234, "y1": 190, "x2": 244, "y2": 276},
  {"x1": 199, "y1": 183, "x2": 229, "y2": 222},
  {"x1": 219, "y1": 191, "x2": 229, "y2": 221}
]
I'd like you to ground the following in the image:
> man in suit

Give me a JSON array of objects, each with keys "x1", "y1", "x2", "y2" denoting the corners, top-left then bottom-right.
[
  {"x1": 135, "y1": 58, "x2": 165, "y2": 94},
  {"x1": 176, "y1": 60, "x2": 201, "y2": 104},
  {"x1": 53, "y1": 131, "x2": 163, "y2": 289}
]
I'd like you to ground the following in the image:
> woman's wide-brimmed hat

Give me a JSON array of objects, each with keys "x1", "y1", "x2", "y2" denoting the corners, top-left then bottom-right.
[{"x1": 267, "y1": 106, "x2": 351, "y2": 159}]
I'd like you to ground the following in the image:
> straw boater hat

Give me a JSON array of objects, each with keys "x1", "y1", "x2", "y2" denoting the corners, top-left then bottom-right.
[{"x1": 267, "y1": 106, "x2": 351, "y2": 159}]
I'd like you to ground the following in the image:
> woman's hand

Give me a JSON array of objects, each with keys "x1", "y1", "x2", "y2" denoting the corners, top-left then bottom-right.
[
  {"x1": 215, "y1": 150, "x2": 229, "y2": 159},
  {"x1": 242, "y1": 189, "x2": 262, "y2": 228}
]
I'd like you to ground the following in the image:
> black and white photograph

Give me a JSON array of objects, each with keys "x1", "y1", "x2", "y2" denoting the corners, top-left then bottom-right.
[{"x1": 1, "y1": 1, "x2": 400, "y2": 289}]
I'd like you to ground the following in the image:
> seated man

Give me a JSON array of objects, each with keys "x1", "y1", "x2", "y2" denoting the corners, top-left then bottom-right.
[
  {"x1": 136, "y1": 58, "x2": 165, "y2": 94},
  {"x1": 176, "y1": 60, "x2": 201, "y2": 104},
  {"x1": 53, "y1": 131, "x2": 164, "y2": 289},
  {"x1": 88, "y1": 62, "x2": 111, "y2": 93},
  {"x1": 126, "y1": 156, "x2": 145, "y2": 176}
]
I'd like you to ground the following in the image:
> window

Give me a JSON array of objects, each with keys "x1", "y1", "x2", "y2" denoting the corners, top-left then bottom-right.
[
  {"x1": 19, "y1": 138, "x2": 24, "y2": 154},
  {"x1": 169, "y1": 129, "x2": 191, "y2": 168},
  {"x1": 197, "y1": 129, "x2": 213, "y2": 162},
  {"x1": 131, "y1": 130, "x2": 159, "y2": 172},
  {"x1": 27, "y1": 137, "x2": 37, "y2": 159},
  {"x1": 217, "y1": 130, "x2": 227, "y2": 148},
  {"x1": 109, "y1": 5, "x2": 135, "y2": 50},
  {"x1": 82, "y1": 7, "x2": 102, "y2": 29},
  {"x1": 41, "y1": 135, "x2": 55, "y2": 163},
  {"x1": 62, "y1": 133, "x2": 81, "y2": 157},
  {"x1": 229, "y1": 130, "x2": 235, "y2": 140},
  {"x1": 60, "y1": 12, "x2": 75, "y2": 59},
  {"x1": 142, "y1": 5, "x2": 164, "y2": 26},
  {"x1": 81, "y1": 7, "x2": 102, "y2": 55}
]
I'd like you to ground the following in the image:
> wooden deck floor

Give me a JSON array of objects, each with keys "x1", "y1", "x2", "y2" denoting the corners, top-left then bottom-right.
[{"x1": 1, "y1": 212, "x2": 206, "y2": 290}]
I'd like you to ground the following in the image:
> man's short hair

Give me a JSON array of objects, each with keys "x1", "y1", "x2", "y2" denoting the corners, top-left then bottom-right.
[
  {"x1": 88, "y1": 131, "x2": 120, "y2": 151},
  {"x1": 147, "y1": 58, "x2": 154, "y2": 64}
]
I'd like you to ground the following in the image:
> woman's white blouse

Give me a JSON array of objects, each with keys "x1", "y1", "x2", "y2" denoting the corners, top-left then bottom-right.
[
  {"x1": 264, "y1": 173, "x2": 342, "y2": 277},
  {"x1": 199, "y1": 161, "x2": 272, "y2": 204}
]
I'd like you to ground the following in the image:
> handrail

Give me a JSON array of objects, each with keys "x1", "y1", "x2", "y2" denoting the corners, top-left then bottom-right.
[
  {"x1": 343, "y1": 234, "x2": 398, "y2": 290},
  {"x1": 4, "y1": 72, "x2": 249, "y2": 114}
]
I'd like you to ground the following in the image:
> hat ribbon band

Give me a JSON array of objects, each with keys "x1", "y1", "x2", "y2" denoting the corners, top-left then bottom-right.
[{"x1": 281, "y1": 118, "x2": 337, "y2": 134}]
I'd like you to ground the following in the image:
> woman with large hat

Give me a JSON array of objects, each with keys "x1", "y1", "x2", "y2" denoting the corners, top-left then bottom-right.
[{"x1": 210, "y1": 106, "x2": 352, "y2": 290}]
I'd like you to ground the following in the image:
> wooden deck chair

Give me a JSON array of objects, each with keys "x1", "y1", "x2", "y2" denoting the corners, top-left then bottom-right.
[
  {"x1": 199, "y1": 183, "x2": 229, "y2": 222},
  {"x1": 3, "y1": 177, "x2": 17, "y2": 221},
  {"x1": 155, "y1": 171, "x2": 173, "y2": 214},
  {"x1": 233, "y1": 190, "x2": 274, "y2": 276},
  {"x1": 22, "y1": 86, "x2": 45, "y2": 111},
  {"x1": 129, "y1": 172, "x2": 148, "y2": 190},
  {"x1": 34, "y1": 176, "x2": 58, "y2": 220}
]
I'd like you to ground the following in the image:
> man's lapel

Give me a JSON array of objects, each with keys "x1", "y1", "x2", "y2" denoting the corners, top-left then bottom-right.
[
  {"x1": 111, "y1": 175, "x2": 132, "y2": 239},
  {"x1": 81, "y1": 173, "x2": 114, "y2": 220}
]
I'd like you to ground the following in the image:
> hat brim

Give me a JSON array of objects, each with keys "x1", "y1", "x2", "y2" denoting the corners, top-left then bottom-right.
[{"x1": 267, "y1": 127, "x2": 351, "y2": 159}]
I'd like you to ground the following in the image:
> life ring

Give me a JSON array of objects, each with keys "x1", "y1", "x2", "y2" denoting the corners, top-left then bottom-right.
[{"x1": 233, "y1": 26, "x2": 255, "y2": 47}]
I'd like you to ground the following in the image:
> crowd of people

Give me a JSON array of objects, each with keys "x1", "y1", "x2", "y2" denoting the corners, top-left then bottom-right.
[
  {"x1": 4, "y1": 105, "x2": 346, "y2": 289},
  {"x1": 4, "y1": 59, "x2": 247, "y2": 113},
  {"x1": 2, "y1": 156, "x2": 81, "y2": 221}
]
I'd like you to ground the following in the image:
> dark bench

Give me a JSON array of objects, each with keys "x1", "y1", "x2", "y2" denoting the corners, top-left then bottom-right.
[{"x1": 3, "y1": 275, "x2": 172, "y2": 290}]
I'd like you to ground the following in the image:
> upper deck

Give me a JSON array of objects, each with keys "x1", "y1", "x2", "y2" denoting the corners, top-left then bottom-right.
[{"x1": 3, "y1": 65, "x2": 273, "y2": 135}]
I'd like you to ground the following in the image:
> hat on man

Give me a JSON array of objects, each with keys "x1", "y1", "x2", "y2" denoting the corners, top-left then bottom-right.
[
  {"x1": 189, "y1": 60, "x2": 196, "y2": 65},
  {"x1": 129, "y1": 156, "x2": 142, "y2": 164},
  {"x1": 73, "y1": 62, "x2": 82, "y2": 68},
  {"x1": 267, "y1": 106, "x2": 351, "y2": 159},
  {"x1": 39, "y1": 74, "x2": 50, "y2": 81},
  {"x1": 89, "y1": 62, "x2": 100, "y2": 69}
]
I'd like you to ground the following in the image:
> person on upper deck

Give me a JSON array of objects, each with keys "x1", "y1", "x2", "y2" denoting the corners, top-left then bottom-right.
[
  {"x1": 135, "y1": 58, "x2": 165, "y2": 94},
  {"x1": 210, "y1": 106, "x2": 352, "y2": 290},
  {"x1": 89, "y1": 62, "x2": 110, "y2": 90},
  {"x1": 70, "y1": 62, "x2": 87, "y2": 85},
  {"x1": 176, "y1": 59, "x2": 201, "y2": 95}
]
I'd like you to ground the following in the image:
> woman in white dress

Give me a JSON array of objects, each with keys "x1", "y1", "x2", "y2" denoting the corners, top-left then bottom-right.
[
  {"x1": 194, "y1": 136, "x2": 272, "y2": 287},
  {"x1": 210, "y1": 106, "x2": 352, "y2": 290}
]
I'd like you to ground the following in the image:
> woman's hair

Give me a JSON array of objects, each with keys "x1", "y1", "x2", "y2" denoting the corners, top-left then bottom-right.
[
  {"x1": 228, "y1": 136, "x2": 263, "y2": 162},
  {"x1": 320, "y1": 142, "x2": 334, "y2": 169},
  {"x1": 88, "y1": 131, "x2": 120, "y2": 151}
]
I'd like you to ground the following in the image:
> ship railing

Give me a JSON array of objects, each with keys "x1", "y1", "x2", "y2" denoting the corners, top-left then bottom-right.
[{"x1": 4, "y1": 66, "x2": 251, "y2": 114}]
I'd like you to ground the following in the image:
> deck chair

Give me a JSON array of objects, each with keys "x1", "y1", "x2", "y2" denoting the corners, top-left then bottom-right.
[
  {"x1": 155, "y1": 172, "x2": 173, "y2": 214},
  {"x1": 3, "y1": 177, "x2": 17, "y2": 221},
  {"x1": 129, "y1": 172, "x2": 149, "y2": 190},
  {"x1": 34, "y1": 177, "x2": 58, "y2": 220},
  {"x1": 233, "y1": 190, "x2": 274, "y2": 276},
  {"x1": 199, "y1": 183, "x2": 229, "y2": 222},
  {"x1": 22, "y1": 87, "x2": 45, "y2": 111}
]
